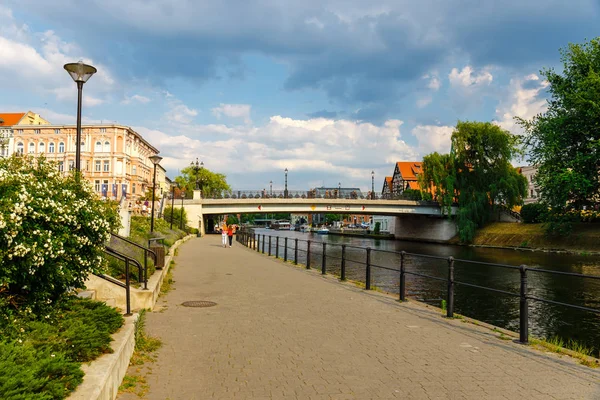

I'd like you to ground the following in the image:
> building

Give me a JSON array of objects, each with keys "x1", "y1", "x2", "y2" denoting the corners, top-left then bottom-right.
[
  {"x1": 392, "y1": 161, "x2": 422, "y2": 195},
  {"x1": 381, "y1": 176, "x2": 393, "y2": 198},
  {"x1": 0, "y1": 112, "x2": 50, "y2": 158},
  {"x1": 12, "y1": 120, "x2": 160, "y2": 201},
  {"x1": 519, "y1": 166, "x2": 541, "y2": 204}
]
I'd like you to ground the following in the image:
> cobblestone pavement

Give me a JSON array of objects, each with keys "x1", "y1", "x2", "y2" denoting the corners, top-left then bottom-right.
[{"x1": 120, "y1": 235, "x2": 600, "y2": 400}]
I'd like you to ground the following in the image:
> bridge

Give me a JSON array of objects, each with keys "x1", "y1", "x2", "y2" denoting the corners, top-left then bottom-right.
[{"x1": 180, "y1": 190, "x2": 459, "y2": 240}]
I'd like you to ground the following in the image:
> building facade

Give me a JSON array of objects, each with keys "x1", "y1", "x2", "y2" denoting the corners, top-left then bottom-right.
[
  {"x1": 392, "y1": 161, "x2": 422, "y2": 195},
  {"x1": 519, "y1": 166, "x2": 541, "y2": 204},
  {"x1": 12, "y1": 123, "x2": 160, "y2": 201},
  {"x1": 0, "y1": 112, "x2": 50, "y2": 158},
  {"x1": 381, "y1": 176, "x2": 393, "y2": 197}
]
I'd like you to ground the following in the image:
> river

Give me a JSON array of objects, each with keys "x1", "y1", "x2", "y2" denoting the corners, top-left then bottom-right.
[{"x1": 251, "y1": 228, "x2": 600, "y2": 355}]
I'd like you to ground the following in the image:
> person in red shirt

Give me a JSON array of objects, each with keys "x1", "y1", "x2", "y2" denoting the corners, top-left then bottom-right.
[{"x1": 227, "y1": 225, "x2": 234, "y2": 247}]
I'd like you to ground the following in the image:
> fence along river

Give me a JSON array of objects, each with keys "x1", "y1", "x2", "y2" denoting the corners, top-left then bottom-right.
[{"x1": 244, "y1": 228, "x2": 600, "y2": 355}]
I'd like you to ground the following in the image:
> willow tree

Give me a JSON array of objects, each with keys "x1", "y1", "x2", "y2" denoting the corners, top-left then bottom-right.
[
  {"x1": 175, "y1": 166, "x2": 231, "y2": 198},
  {"x1": 420, "y1": 121, "x2": 527, "y2": 242},
  {"x1": 519, "y1": 38, "x2": 600, "y2": 234}
]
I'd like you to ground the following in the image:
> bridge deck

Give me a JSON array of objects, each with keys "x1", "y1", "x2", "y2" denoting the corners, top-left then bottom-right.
[{"x1": 119, "y1": 236, "x2": 599, "y2": 400}]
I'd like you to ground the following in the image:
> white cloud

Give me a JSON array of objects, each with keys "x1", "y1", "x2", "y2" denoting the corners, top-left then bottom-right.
[
  {"x1": 449, "y1": 66, "x2": 493, "y2": 88},
  {"x1": 166, "y1": 102, "x2": 198, "y2": 125},
  {"x1": 416, "y1": 96, "x2": 432, "y2": 108},
  {"x1": 411, "y1": 125, "x2": 454, "y2": 154},
  {"x1": 495, "y1": 73, "x2": 549, "y2": 133},
  {"x1": 122, "y1": 94, "x2": 151, "y2": 104},
  {"x1": 211, "y1": 103, "x2": 252, "y2": 124},
  {"x1": 426, "y1": 76, "x2": 441, "y2": 91}
]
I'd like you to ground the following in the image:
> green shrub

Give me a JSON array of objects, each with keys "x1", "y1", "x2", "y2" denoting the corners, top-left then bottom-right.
[
  {"x1": 520, "y1": 203, "x2": 548, "y2": 223},
  {"x1": 401, "y1": 189, "x2": 423, "y2": 201},
  {"x1": 373, "y1": 222, "x2": 381, "y2": 234}
]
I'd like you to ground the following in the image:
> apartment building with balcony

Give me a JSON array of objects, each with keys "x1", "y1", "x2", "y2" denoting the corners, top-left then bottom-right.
[{"x1": 13, "y1": 122, "x2": 160, "y2": 201}]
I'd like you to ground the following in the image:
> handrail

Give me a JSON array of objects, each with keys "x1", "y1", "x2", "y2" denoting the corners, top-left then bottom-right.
[
  {"x1": 239, "y1": 229, "x2": 600, "y2": 345},
  {"x1": 110, "y1": 233, "x2": 156, "y2": 290},
  {"x1": 101, "y1": 247, "x2": 134, "y2": 316}
]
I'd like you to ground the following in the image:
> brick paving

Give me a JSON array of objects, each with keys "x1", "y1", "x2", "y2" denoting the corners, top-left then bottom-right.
[{"x1": 119, "y1": 235, "x2": 600, "y2": 400}]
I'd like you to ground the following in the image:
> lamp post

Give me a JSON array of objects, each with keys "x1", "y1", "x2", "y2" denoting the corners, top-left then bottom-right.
[
  {"x1": 269, "y1": 180, "x2": 272, "y2": 197},
  {"x1": 170, "y1": 182, "x2": 177, "y2": 230},
  {"x1": 190, "y1": 158, "x2": 204, "y2": 194},
  {"x1": 371, "y1": 170, "x2": 375, "y2": 200},
  {"x1": 149, "y1": 155, "x2": 163, "y2": 233},
  {"x1": 180, "y1": 192, "x2": 185, "y2": 230},
  {"x1": 284, "y1": 168, "x2": 288, "y2": 198},
  {"x1": 338, "y1": 182, "x2": 341, "y2": 199},
  {"x1": 64, "y1": 61, "x2": 97, "y2": 175}
]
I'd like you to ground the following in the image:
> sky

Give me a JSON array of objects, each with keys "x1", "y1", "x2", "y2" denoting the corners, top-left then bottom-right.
[{"x1": 0, "y1": 1, "x2": 599, "y2": 192}]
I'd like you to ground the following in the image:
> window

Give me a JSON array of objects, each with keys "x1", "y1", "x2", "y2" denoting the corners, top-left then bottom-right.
[
  {"x1": 38, "y1": 142, "x2": 45, "y2": 153},
  {"x1": 16, "y1": 129, "x2": 23, "y2": 134},
  {"x1": 95, "y1": 141, "x2": 102, "y2": 152},
  {"x1": 59, "y1": 142, "x2": 65, "y2": 152},
  {"x1": 103, "y1": 160, "x2": 110, "y2": 172},
  {"x1": 48, "y1": 142, "x2": 55, "y2": 153},
  {"x1": 28, "y1": 143, "x2": 35, "y2": 154},
  {"x1": 132, "y1": 184, "x2": 136, "y2": 194},
  {"x1": 100, "y1": 128, "x2": 106, "y2": 133},
  {"x1": 104, "y1": 141, "x2": 110, "y2": 152},
  {"x1": 58, "y1": 161, "x2": 64, "y2": 172},
  {"x1": 132, "y1": 166, "x2": 137, "y2": 175},
  {"x1": 80, "y1": 141, "x2": 85, "y2": 149},
  {"x1": 69, "y1": 161, "x2": 75, "y2": 171},
  {"x1": 16, "y1": 142, "x2": 24, "y2": 154},
  {"x1": 95, "y1": 160, "x2": 101, "y2": 172},
  {"x1": 54, "y1": 129, "x2": 60, "y2": 134},
  {"x1": 530, "y1": 189, "x2": 534, "y2": 198},
  {"x1": 95, "y1": 180, "x2": 101, "y2": 192},
  {"x1": 34, "y1": 129, "x2": 40, "y2": 134}
]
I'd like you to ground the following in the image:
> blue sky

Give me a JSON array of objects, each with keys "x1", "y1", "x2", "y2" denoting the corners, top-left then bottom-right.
[{"x1": 1, "y1": 1, "x2": 599, "y2": 191}]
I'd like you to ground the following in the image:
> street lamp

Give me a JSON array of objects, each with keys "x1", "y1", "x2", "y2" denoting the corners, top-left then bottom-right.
[
  {"x1": 269, "y1": 180, "x2": 272, "y2": 197},
  {"x1": 170, "y1": 182, "x2": 177, "y2": 230},
  {"x1": 64, "y1": 61, "x2": 97, "y2": 175},
  {"x1": 284, "y1": 168, "x2": 288, "y2": 198},
  {"x1": 371, "y1": 170, "x2": 375, "y2": 200},
  {"x1": 149, "y1": 155, "x2": 163, "y2": 233},
  {"x1": 180, "y1": 191, "x2": 185, "y2": 230},
  {"x1": 338, "y1": 182, "x2": 341, "y2": 199},
  {"x1": 190, "y1": 158, "x2": 204, "y2": 193}
]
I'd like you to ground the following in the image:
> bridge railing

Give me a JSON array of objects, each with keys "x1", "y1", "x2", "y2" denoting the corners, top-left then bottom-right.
[
  {"x1": 236, "y1": 229, "x2": 600, "y2": 348},
  {"x1": 199, "y1": 190, "x2": 433, "y2": 200}
]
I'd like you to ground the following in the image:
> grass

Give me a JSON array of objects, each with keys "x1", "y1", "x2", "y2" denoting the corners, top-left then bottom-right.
[
  {"x1": 119, "y1": 310, "x2": 162, "y2": 397},
  {"x1": 159, "y1": 262, "x2": 176, "y2": 296},
  {"x1": 529, "y1": 336, "x2": 598, "y2": 368}
]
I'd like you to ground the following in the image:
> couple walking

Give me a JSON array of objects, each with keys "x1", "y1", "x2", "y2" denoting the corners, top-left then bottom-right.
[{"x1": 221, "y1": 225, "x2": 234, "y2": 248}]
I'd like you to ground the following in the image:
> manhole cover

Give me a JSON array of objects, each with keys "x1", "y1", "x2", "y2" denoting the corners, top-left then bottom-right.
[{"x1": 181, "y1": 301, "x2": 217, "y2": 308}]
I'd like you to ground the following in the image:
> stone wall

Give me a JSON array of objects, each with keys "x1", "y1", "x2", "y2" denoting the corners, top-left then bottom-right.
[{"x1": 393, "y1": 215, "x2": 457, "y2": 242}]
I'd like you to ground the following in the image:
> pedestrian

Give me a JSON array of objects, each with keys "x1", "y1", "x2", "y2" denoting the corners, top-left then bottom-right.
[
  {"x1": 221, "y1": 225, "x2": 228, "y2": 248},
  {"x1": 227, "y1": 225, "x2": 234, "y2": 247}
]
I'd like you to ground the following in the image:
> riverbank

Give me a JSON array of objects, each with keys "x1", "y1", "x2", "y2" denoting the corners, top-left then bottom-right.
[
  {"x1": 328, "y1": 229, "x2": 395, "y2": 240},
  {"x1": 453, "y1": 222, "x2": 600, "y2": 254}
]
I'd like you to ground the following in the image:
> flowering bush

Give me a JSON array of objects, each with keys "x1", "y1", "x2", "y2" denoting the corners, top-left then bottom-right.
[{"x1": 0, "y1": 155, "x2": 120, "y2": 310}]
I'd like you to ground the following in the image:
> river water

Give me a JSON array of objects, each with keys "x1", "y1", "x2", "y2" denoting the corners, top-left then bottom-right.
[{"x1": 251, "y1": 228, "x2": 600, "y2": 354}]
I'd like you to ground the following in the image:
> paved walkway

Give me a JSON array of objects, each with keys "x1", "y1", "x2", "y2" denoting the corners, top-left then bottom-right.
[{"x1": 120, "y1": 235, "x2": 599, "y2": 400}]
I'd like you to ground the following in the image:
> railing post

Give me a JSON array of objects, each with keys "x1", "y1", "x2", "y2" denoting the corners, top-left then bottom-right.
[
  {"x1": 322, "y1": 242, "x2": 326, "y2": 275},
  {"x1": 365, "y1": 247, "x2": 371, "y2": 290},
  {"x1": 276, "y1": 237, "x2": 279, "y2": 259},
  {"x1": 399, "y1": 251, "x2": 406, "y2": 301},
  {"x1": 262, "y1": 234, "x2": 265, "y2": 253},
  {"x1": 520, "y1": 265, "x2": 529, "y2": 344},
  {"x1": 341, "y1": 245, "x2": 346, "y2": 281},
  {"x1": 306, "y1": 240, "x2": 311, "y2": 269},
  {"x1": 447, "y1": 256, "x2": 454, "y2": 318},
  {"x1": 294, "y1": 239, "x2": 298, "y2": 265},
  {"x1": 268, "y1": 236, "x2": 272, "y2": 256},
  {"x1": 125, "y1": 259, "x2": 132, "y2": 316},
  {"x1": 253, "y1": 233, "x2": 257, "y2": 250},
  {"x1": 284, "y1": 237, "x2": 288, "y2": 261},
  {"x1": 143, "y1": 249, "x2": 148, "y2": 290},
  {"x1": 256, "y1": 234, "x2": 260, "y2": 252}
]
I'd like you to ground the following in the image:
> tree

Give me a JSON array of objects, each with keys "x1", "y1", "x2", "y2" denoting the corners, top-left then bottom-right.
[
  {"x1": 0, "y1": 156, "x2": 120, "y2": 310},
  {"x1": 175, "y1": 165, "x2": 231, "y2": 198},
  {"x1": 420, "y1": 121, "x2": 527, "y2": 242},
  {"x1": 519, "y1": 38, "x2": 600, "y2": 233}
]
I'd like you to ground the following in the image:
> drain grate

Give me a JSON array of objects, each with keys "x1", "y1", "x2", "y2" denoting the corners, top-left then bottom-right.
[{"x1": 182, "y1": 301, "x2": 217, "y2": 308}]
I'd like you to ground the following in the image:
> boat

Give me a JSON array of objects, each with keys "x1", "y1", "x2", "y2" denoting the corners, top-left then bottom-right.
[
  {"x1": 271, "y1": 220, "x2": 291, "y2": 230},
  {"x1": 316, "y1": 227, "x2": 329, "y2": 234}
]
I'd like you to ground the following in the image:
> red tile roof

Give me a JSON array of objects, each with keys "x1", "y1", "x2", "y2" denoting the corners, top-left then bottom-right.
[
  {"x1": 396, "y1": 161, "x2": 422, "y2": 181},
  {"x1": 385, "y1": 176, "x2": 393, "y2": 191},
  {"x1": 0, "y1": 113, "x2": 26, "y2": 126}
]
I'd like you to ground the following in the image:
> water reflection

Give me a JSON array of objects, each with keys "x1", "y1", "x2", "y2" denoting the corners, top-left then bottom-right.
[{"x1": 252, "y1": 228, "x2": 600, "y2": 354}]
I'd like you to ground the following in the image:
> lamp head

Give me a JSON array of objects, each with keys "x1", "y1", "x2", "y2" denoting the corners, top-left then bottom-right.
[
  {"x1": 64, "y1": 61, "x2": 97, "y2": 83},
  {"x1": 149, "y1": 155, "x2": 162, "y2": 165}
]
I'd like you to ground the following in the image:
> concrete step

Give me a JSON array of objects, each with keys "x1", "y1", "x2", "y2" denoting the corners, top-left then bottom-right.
[{"x1": 76, "y1": 289, "x2": 97, "y2": 300}]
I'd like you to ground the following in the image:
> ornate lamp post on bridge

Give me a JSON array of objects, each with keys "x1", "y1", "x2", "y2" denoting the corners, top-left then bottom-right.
[
  {"x1": 170, "y1": 182, "x2": 177, "y2": 230},
  {"x1": 338, "y1": 182, "x2": 341, "y2": 199},
  {"x1": 64, "y1": 61, "x2": 97, "y2": 175},
  {"x1": 371, "y1": 170, "x2": 375, "y2": 200},
  {"x1": 149, "y1": 155, "x2": 163, "y2": 233},
  {"x1": 190, "y1": 158, "x2": 204, "y2": 196},
  {"x1": 269, "y1": 180, "x2": 273, "y2": 197},
  {"x1": 284, "y1": 168, "x2": 288, "y2": 198}
]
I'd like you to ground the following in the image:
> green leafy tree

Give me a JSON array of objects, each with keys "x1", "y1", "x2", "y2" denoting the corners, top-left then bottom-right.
[
  {"x1": 175, "y1": 165, "x2": 231, "y2": 198},
  {"x1": 0, "y1": 156, "x2": 120, "y2": 311},
  {"x1": 519, "y1": 38, "x2": 600, "y2": 234},
  {"x1": 420, "y1": 122, "x2": 527, "y2": 242}
]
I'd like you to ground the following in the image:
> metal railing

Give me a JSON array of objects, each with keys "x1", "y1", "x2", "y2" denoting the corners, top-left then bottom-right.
[
  {"x1": 237, "y1": 230, "x2": 600, "y2": 344},
  {"x1": 98, "y1": 246, "x2": 143, "y2": 316},
  {"x1": 110, "y1": 233, "x2": 157, "y2": 290},
  {"x1": 200, "y1": 190, "x2": 387, "y2": 200}
]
